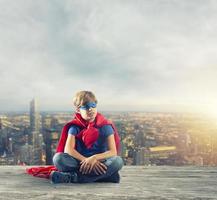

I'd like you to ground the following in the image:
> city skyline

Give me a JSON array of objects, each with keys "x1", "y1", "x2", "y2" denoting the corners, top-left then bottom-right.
[
  {"x1": 1, "y1": 109, "x2": 217, "y2": 166},
  {"x1": 1, "y1": 1, "x2": 217, "y2": 116}
]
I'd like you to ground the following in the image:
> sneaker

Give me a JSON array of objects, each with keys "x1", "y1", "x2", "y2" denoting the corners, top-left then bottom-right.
[
  {"x1": 106, "y1": 172, "x2": 120, "y2": 183},
  {"x1": 50, "y1": 171, "x2": 78, "y2": 184},
  {"x1": 96, "y1": 172, "x2": 120, "y2": 183}
]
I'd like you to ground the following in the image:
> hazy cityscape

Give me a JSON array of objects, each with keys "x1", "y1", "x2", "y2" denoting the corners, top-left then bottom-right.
[{"x1": 0, "y1": 99, "x2": 217, "y2": 166}]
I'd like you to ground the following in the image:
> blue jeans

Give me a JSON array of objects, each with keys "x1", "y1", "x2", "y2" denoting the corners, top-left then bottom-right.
[{"x1": 53, "y1": 152, "x2": 124, "y2": 183}]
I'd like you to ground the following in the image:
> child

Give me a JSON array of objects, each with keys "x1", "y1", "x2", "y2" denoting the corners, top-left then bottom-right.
[{"x1": 50, "y1": 90, "x2": 123, "y2": 183}]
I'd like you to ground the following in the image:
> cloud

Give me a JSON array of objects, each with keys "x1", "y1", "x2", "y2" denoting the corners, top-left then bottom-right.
[{"x1": 0, "y1": 0, "x2": 217, "y2": 111}]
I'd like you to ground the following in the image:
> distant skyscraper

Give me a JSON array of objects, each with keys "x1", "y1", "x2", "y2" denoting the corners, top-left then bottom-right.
[
  {"x1": 30, "y1": 99, "x2": 40, "y2": 133},
  {"x1": 0, "y1": 118, "x2": 2, "y2": 130},
  {"x1": 29, "y1": 98, "x2": 44, "y2": 165}
]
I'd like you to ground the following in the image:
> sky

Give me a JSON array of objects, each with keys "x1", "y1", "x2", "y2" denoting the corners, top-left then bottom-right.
[{"x1": 0, "y1": 0, "x2": 217, "y2": 113}]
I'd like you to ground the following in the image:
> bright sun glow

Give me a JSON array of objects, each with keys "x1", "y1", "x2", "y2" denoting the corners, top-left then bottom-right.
[{"x1": 196, "y1": 103, "x2": 217, "y2": 124}]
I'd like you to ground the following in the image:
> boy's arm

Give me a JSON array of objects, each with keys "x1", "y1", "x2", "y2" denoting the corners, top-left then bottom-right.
[
  {"x1": 79, "y1": 134, "x2": 117, "y2": 174},
  {"x1": 64, "y1": 134, "x2": 86, "y2": 161},
  {"x1": 93, "y1": 134, "x2": 117, "y2": 161}
]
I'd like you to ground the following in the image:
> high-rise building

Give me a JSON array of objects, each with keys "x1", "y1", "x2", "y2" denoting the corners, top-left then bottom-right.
[
  {"x1": 29, "y1": 98, "x2": 44, "y2": 165},
  {"x1": 43, "y1": 128, "x2": 59, "y2": 165},
  {"x1": 30, "y1": 99, "x2": 40, "y2": 133},
  {"x1": 30, "y1": 99, "x2": 40, "y2": 151}
]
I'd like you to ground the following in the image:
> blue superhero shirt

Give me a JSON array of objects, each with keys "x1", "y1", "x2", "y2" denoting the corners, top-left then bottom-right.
[{"x1": 68, "y1": 125, "x2": 114, "y2": 157}]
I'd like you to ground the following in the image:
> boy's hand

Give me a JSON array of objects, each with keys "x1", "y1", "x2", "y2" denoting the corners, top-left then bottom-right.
[
  {"x1": 79, "y1": 156, "x2": 97, "y2": 174},
  {"x1": 93, "y1": 161, "x2": 107, "y2": 175}
]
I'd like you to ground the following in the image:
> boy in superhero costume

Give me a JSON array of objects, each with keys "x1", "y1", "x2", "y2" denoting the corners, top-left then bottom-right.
[{"x1": 50, "y1": 91, "x2": 123, "y2": 183}]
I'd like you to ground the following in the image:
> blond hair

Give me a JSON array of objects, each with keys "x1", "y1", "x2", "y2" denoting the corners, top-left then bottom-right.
[{"x1": 73, "y1": 91, "x2": 98, "y2": 108}]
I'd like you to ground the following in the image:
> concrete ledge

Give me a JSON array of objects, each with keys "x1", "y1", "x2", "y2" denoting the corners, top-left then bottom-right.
[{"x1": 0, "y1": 166, "x2": 217, "y2": 200}]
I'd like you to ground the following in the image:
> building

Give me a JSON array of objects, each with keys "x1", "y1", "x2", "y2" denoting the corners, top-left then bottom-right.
[
  {"x1": 30, "y1": 99, "x2": 40, "y2": 133},
  {"x1": 29, "y1": 99, "x2": 44, "y2": 165},
  {"x1": 43, "y1": 128, "x2": 59, "y2": 165}
]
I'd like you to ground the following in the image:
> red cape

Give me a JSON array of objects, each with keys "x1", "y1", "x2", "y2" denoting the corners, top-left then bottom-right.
[
  {"x1": 26, "y1": 112, "x2": 121, "y2": 179},
  {"x1": 56, "y1": 112, "x2": 120, "y2": 153}
]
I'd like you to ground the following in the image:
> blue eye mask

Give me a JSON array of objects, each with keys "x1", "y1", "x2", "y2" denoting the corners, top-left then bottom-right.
[{"x1": 80, "y1": 102, "x2": 97, "y2": 110}]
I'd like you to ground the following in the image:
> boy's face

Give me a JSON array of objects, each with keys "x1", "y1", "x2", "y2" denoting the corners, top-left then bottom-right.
[{"x1": 78, "y1": 102, "x2": 97, "y2": 122}]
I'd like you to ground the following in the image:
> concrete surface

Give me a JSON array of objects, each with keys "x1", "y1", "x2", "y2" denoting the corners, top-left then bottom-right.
[{"x1": 0, "y1": 165, "x2": 217, "y2": 200}]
